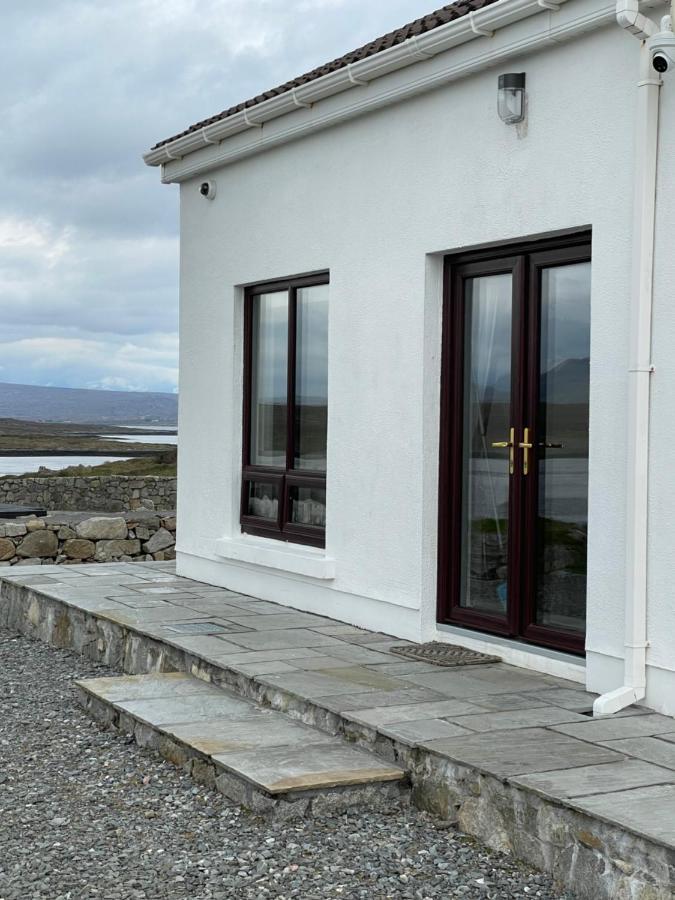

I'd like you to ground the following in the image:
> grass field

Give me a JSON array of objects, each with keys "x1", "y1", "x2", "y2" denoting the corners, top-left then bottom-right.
[{"x1": 52, "y1": 455, "x2": 176, "y2": 477}]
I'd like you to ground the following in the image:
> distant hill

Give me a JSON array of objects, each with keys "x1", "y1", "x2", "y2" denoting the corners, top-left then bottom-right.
[
  {"x1": 540, "y1": 358, "x2": 589, "y2": 404},
  {"x1": 491, "y1": 357, "x2": 590, "y2": 404},
  {"x1": 0, "y1": 382, "x2": 177, "y2": 425}
]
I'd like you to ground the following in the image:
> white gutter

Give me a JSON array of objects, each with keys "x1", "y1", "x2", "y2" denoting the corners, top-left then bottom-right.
[
  {"x1": 148, "y1": 1, "x2": 654, "y2": 184},
  {"x1": 593, "y1": 1, "x2": 664, "y2": 716},
  {"x1": 144, "y1": 0, "x2": 575, "y2": 173}
]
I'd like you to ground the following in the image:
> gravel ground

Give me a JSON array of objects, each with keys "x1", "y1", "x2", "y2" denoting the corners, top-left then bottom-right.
[{"x1": 0, "y1": 626, "x2": 572, "y2": 900}]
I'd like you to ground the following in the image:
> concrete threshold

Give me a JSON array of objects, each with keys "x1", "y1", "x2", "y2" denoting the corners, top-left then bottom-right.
[{"x1": 1, "y1": 562, "x2": 674, "y2": 899}]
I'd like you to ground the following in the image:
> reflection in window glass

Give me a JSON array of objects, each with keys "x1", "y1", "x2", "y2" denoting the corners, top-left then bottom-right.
[
  {"x1": 246, "y1": 481, "x2": 280, "y2": 520},
  {"x1": 535, "y1": 262, "x2": 591, "y2": 634},
  {"x1": 251, "y1": 292, "x2": 288, "y2": 467},
  {"x1": 295, "y1": 284, "x2": 328, "y2": 471},
  {"x1": 460, "y1": 273, "x2": 513, "y2": 617},
  {"x1": 289, "y1": 485, "x2": 326, "y2": 528}
]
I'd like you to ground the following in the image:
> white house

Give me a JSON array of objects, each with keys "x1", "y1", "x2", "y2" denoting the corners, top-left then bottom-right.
[{"x1": 145, "y1": 0, "x2": 675, "y2": 718}]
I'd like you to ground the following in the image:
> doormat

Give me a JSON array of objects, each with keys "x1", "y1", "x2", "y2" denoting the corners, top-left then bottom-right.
[{"x1": 389, "y1": 642, "x2": 500, "y2": 667}]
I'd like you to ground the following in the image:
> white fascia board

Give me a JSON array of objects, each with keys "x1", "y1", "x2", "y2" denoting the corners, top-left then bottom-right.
[
  {"x1": 143, "y1": 0, "x2": 626, "y2": 182},
  {"x1": 144, "y1": 0, "x2": 573, "y2": 172}
]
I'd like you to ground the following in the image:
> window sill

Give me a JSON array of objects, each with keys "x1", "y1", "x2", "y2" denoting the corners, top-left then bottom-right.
[{"x1": 213, "y1": 534, "x2": 336, "y2": 580}]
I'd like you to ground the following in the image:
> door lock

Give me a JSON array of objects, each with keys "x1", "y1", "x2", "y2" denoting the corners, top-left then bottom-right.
[
  {"x1": 519, "y1": 427, "x2": 533, "y2": 475},
  {"x1": 491, "y1": 427, "x2": 515, "y2": 475}
]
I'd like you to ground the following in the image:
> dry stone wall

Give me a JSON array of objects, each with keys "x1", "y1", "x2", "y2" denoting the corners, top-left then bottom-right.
[
  {"x1": 0, "y1": 513, "x2": 177, "y2": 567},
  {"x1": 0, "y1": 475, "x2": 176, "y2": 512}
]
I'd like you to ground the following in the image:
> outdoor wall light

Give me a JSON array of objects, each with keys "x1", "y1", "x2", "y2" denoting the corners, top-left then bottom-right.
[{"x1": 498, "y1": 73, "x2": 526, "y2": 124}]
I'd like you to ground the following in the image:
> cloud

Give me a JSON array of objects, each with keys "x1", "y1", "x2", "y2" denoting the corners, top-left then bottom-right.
[{"x1": 1, "y1": 0, "x2": 437, "y2": 394}]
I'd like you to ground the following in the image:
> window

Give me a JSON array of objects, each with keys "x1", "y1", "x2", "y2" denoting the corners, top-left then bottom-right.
[{"x1": 241, "y1": 273, "x2": 328, "y2": 547}]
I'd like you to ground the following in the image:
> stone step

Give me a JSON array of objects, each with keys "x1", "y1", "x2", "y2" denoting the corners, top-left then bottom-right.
[{"x1": 75, "y1": 672, "x2": 407, "y2": 817}]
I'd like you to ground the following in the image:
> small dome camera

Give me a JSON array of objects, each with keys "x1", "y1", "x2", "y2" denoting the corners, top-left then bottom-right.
[
  {"x1": 199, "y1": 180, "x2": 216, "y2": 200},
  {"x1": 648, "y1": 19, "x2": 675, "y2": 74}
]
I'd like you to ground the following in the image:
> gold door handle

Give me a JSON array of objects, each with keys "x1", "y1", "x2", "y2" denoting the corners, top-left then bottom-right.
[
  {"x1": 519, "y1": 427, "x2": 533, "y2": 475},
  {"x1": 491, "y1": 427, "x2": 515, "y2": 475}
]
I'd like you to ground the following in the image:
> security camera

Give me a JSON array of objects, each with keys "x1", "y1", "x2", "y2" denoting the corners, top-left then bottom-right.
[
  {"x1": 199, "y1": 180, "x2": 216, "y2": 200},
  {"x1": 648, "y1": 18, "x2": 675, "y2": 74}
]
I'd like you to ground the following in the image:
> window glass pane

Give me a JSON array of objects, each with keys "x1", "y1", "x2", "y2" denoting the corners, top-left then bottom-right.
[
  {"x1": 251, "y1": 292, "x2": 288, "y2": 466},
  {"x1": 535, "y1": 262, "x2": 591, "y2": 634},
  {"x1": 289, "y1": 485, "x2": 326, "y2": 528},
  {"x1": 460, "y1": 273, "x2": 513, "y2": 617},
  {"x1": 295, "y1": 284, "x2": 328, "y2": 470},
  {"x1": 246, "y1": 481, "x2": 280, "y2": 520}
]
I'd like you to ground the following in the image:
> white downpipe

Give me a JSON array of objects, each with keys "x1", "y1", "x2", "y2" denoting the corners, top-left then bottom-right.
[
  {"x1": 593, "y1": 7, "x2": 662, "y2": 716},
  {"x1": 615, "y1": 0, "x2": 659, "y2": 38}
]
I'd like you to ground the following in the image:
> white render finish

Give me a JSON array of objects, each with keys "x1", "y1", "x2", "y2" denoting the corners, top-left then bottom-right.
[{"x1": 167, "y1": 1, "x2": 675, "y2": 715}]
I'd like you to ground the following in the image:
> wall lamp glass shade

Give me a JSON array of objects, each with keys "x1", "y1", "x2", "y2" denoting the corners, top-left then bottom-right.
[{"x1": 498, "y1": 73, "x2": 526, "y2": 124}]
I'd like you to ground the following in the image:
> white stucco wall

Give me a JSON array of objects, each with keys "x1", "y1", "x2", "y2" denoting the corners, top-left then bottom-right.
[{"x1": 173, "y1": 3, "x2": 675, "y2": 712}]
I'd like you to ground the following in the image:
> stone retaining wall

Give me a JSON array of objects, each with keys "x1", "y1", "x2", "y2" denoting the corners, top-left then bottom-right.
[
  {"x1": 0, "y1": 475, "x2": 176, "y2": 512},
  {"x1": 0, "y1": 513, "x2": 176, "y2": 566}
]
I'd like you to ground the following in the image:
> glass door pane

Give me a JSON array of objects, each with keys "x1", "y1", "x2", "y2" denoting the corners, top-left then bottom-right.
[
  {"x1": 534, "y1": 262, "x2": 591, "y2": 634},
  {"x1": 250, "y1": 292, "x2": 288, "y2": 466},
  {"x1": 460, "y1": 273, "x2": 513, "y2": 616},
  {"x1": 294, "y1": 283, "x2": 328, "y2": 470}
]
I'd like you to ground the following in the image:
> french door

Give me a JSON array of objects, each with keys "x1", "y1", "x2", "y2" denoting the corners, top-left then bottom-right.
[{"x1": 437, "y1": 233, "x2": 592, "y2": 654}]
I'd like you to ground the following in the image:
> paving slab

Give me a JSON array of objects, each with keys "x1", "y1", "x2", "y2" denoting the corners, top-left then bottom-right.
[
  {"x1": 467, "y1": 693, "x2": 551, "y2": 712},
  {"x1": 224, "y1": 612, "x2": 335, "y2": 631},
  {"x1": 164, "y1": 599, "x2": 255, "y2": 617},
  {"x1": 311, "y1": 625, "x2": 371, "y2": 636},
  {"x1": 397, "y1": 669, "x2": 556, "y2": 698},
  {"x1": 154, "y1": 634, "x2": 250, "y2": 657},
  {"x1": 117, "y1": 692, "x2": 259, "y2": 726},
  {"x1": 511, "y1": 758, "x2": 675, "y2": 799},
  {"x1": 379, "y1": 718, "x2": 472, "y2": 745},
  {"x1": 258, "y1": 668, "x2": 402, "y2": 698},
  {"x1": 526, "y1": 688, "x2": 599, "y2": 710},
  {"x1": 552, "y1": 713, "x2": 675, "y2": 742},
  {"x1": 569, "y1": 783, "x2": 675, "y2": 847},
  {"x1": 422, "y1": 728, "x2": 624, "y2": 778},
  {"x1": 212, "y1": 741, "x2": 404, "y2": 794},
  {"x1": 347, "y1": 699, "x2": 482, "y2": 728},
  {"x1": 165, "y1": 712, "x2": 342, "y2": 755},
  {"x1": 216, "y1": 598, "x2": 298, "y2": 615},
  {"x1": 601, "y1": 736, "x2": 675, "y2": 769},
  {"x1": 77, "y1": 672, "x2": 214, "y2": 702},
  {"x1": 445, "y1": 707, "x2": 589, "y2": 732},
  {"x1": 318, "y1": 687, "x2": 450, "y2": 713},
  {"x1": 361, "y1": 661, "x2": 452, "y2": 675},
  {"x1": 190, "y1": 647, "x2": 325, "y2": 664},
  {"x1": 223, "y1": 628, "x2": 345, "y2": 651},
  {"x1": 288, "y1": 655, "x2": 365, "y2": 671},
  {"x1": 230, "y1": 660, "x2": 300, "y2": 676},
  {"x1": 325, "y1": 645, "x2": 400, "y2": 665},
  {"x1": 96, "y1": 607, "x2": 214, "y2": 626},
  {"x1": 107, "y1": 594, "x2": 176, "y2": 609}
]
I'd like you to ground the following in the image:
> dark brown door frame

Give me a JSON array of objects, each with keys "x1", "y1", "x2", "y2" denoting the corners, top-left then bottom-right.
[{"x1": 437, "y1": 231, "x2": 592, "y2": 655}]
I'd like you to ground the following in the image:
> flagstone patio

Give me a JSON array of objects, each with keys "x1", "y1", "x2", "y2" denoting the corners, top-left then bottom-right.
[{"x1": 1, "y1": 560, "x2": 674, "y2": 899}]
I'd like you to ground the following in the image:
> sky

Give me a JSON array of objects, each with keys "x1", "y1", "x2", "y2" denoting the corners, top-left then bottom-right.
[{"x1": 1, "y1": 0, "x2": 439, "y2": 395}]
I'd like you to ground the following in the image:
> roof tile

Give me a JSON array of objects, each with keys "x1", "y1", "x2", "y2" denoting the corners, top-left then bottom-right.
[{"x1": 152, "y1": 0, "x2": 500, "y2": 150}]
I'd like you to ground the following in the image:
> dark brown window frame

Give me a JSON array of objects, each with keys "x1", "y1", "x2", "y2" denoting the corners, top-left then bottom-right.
[
  {"x1": 241, "y1": 272, "x2": 329, "y2": 548},
  {"x1": 437, "y1": 229, "x2": 592, "y2": 656}
]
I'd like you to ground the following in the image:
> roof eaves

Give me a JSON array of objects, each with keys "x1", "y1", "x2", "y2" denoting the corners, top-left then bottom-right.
[{"x1": 150, "y1": 0, "x2": 499, "y2": 151}]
